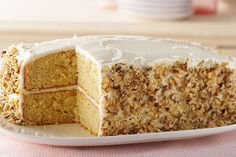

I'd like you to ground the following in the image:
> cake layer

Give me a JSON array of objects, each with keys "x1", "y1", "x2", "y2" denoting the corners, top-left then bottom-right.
[
  {"x1": 74, "y1": 90, "x2": 100, "y2": 134},
  {"x1": 101, "y1": 60, "x2": 236, "y2": 135},
  {"x1": 24, "y1": 50, "x2": 77, "y2": 90},
  {"x1": 24, "y1": 48, "x2": 101, "y2": 102},
  {"x1": 23, "y1": 90, "x2": 77, "y2": 125},
  {"x1": 22, "y1": 89, "x2": 100, "y2": 135},
  {"x1": 77, "y1": 52, "x2": 101, "y2": 103}
]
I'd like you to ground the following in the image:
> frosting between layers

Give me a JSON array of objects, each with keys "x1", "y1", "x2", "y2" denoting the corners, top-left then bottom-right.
[{"x1": 22, "y1": 85, "x2": 100, "y2": 109}]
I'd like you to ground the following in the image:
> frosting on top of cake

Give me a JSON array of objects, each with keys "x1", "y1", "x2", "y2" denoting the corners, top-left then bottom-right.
[{"x1": 15, "y1": 35, "x2": 234, "y2": 67}]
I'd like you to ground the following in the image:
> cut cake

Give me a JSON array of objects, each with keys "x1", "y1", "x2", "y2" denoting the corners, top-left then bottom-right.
[{"x1": 0, "y1": 35, "x2": 235, "y2": 136}]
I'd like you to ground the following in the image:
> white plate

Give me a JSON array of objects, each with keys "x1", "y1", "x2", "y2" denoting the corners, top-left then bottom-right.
[
  {"x1": 118, "y1": 1, "x2": 192, "y2": 7},
  {"x1": 118, "y1": 5, "x2": 192, "y2": 13},
  {"x1": 119, "y1": 0, "x2": 192, "y2": 2},
  {"x1": 119, "y1": 9, "x2": 193, "y2": 20},
  {"x1": 118, "y1": 2, "x2": 192, "y2": 6},
  {"x1": 1, "y1": 116, "x2": 236, "y2": 146}
]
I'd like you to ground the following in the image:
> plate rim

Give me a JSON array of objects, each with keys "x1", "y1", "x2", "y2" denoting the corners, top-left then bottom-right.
[{"x1": 1, "y1": 122, "x2": 236, "y2": 146}]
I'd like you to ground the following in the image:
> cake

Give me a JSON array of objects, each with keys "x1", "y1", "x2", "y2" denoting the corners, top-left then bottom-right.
[{"x1": 0, "y1": 35, "x2": 236, "y2": 136}]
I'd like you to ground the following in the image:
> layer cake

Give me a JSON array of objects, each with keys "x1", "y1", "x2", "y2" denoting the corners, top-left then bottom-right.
[{"x1": 0, "y1": 35, "x2": 235, "y2": 136}]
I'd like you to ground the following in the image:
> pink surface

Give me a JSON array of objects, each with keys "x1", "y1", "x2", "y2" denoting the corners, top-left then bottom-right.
[
  {"x1": 0, "y1": 131, "x2": 236, "y2": 157},
  {"x1": 193, "y1": 0, "x2": 218, "y2": 15}
]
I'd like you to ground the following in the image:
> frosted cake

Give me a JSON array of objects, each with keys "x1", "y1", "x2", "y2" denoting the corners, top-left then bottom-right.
[{"x1": 0, "y1": 35, "x2": 235, "y2": 136}]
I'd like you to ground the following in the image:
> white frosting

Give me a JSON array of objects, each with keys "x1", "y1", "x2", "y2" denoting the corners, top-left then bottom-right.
[
  {"x1": 9, "y1": 35, "x2": 235, "y2": 134},
  {"x1": 16, "y1": 35, "x2": 235, "y2": 67},
  {"x1": 22, "y1": 85, "x2": 100, "y2": 109}
]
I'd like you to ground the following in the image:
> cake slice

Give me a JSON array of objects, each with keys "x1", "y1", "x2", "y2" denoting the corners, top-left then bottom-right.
[{"x1": 0, "y1": 35, "x2": 235, "y2": 136}]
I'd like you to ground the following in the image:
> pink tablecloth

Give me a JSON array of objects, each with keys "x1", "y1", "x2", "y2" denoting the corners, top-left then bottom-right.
[{"x1": 0, "y1": 131, "x2": 236, "y2": 157}]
